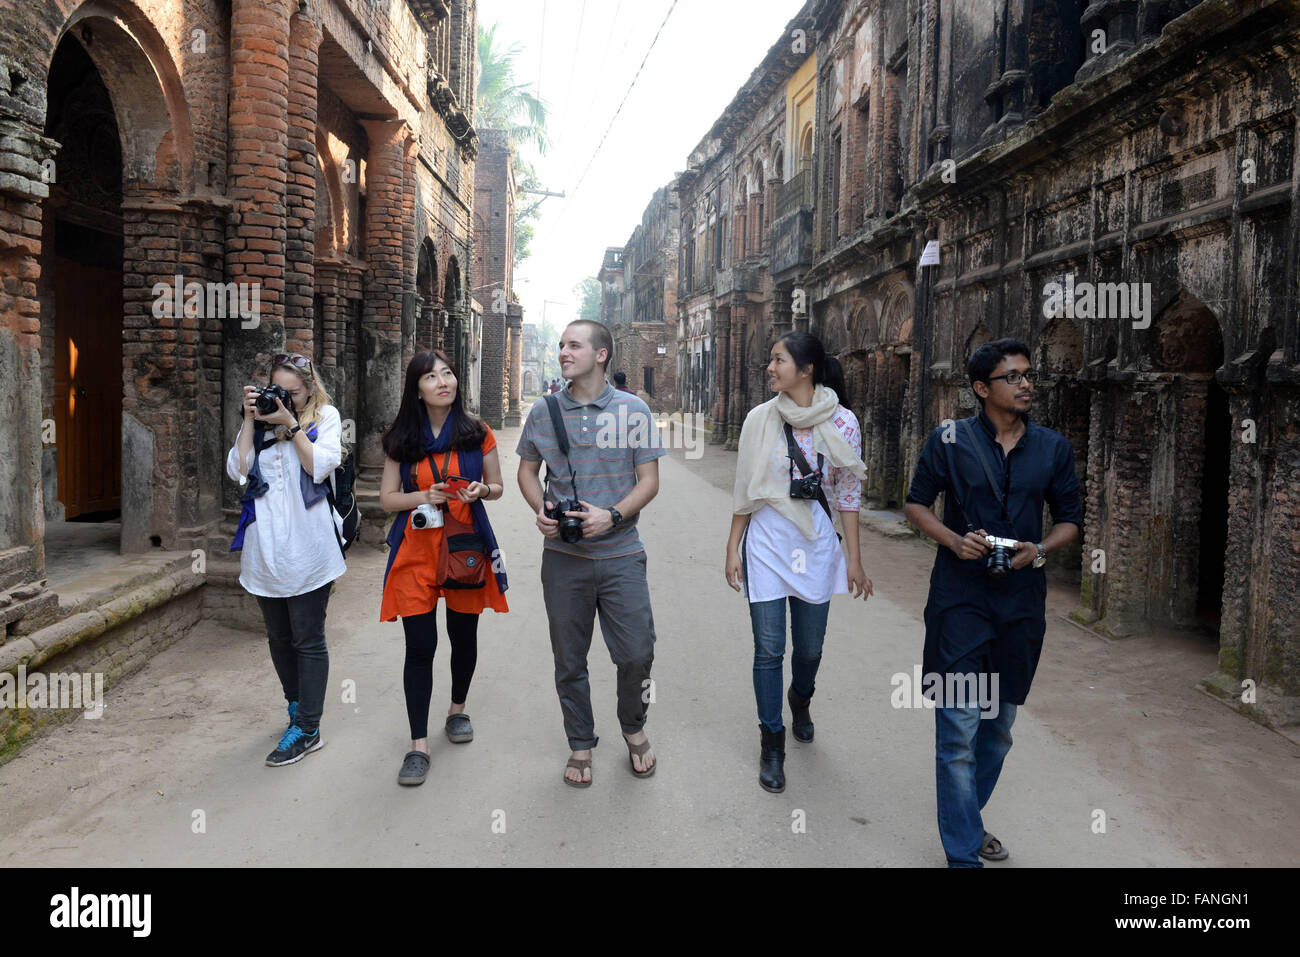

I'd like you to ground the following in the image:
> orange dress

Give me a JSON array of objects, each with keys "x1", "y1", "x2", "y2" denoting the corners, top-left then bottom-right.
[{"x1": 380, "y1": 428, "x2": 509, "y2": 621}]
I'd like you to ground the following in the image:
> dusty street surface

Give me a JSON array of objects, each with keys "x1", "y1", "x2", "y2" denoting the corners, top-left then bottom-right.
[{"x1": 1, "y1": 423, "x2": 1296, "y2": 866}]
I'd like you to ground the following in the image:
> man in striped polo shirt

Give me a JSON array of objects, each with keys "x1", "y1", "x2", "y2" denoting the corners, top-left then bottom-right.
[{"x1": 517, "y1": 320, "x2": 665, "y2": 787}]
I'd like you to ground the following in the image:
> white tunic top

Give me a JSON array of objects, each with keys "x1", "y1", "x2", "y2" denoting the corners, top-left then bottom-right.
[
  {"x1": 743, "y1": 405, "x2": 862, "y2": 605},
  {"x1": 225, "y1": 405, "x2": 347, "y2": 598}
]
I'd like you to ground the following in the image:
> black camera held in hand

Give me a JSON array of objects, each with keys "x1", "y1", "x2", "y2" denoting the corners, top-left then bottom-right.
[
  {"x1": 545, "y1": 497, "x2": 586, "y2": 544},
  {"x1": 983, "y1": 535, "x2": 1019, "y2": 578},
  {"x1": 253, "y1": 384, "x2": 295, "y2": 417}
]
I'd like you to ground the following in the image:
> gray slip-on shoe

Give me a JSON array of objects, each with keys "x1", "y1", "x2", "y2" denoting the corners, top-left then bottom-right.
[
  {"x1": 444, "y1": 712, "x2": 474, "y2": 743},
  {"x1": 398, "y1": 750, "x2": 431, "y2": 786}
]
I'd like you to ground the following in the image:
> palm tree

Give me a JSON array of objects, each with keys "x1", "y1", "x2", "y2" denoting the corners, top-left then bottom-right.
[{"x1": 476, "y1": 23, "x2": 549, "y2": 155}]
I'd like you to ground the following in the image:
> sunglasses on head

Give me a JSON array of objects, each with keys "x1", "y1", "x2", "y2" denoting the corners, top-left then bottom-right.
[{"x1": 272, "y1": 353, "x2": 312, "y2": 371}]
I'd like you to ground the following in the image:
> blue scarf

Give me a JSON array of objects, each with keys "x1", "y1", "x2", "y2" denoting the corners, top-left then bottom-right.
[
  {"x1": 383, "y1": 410, "x2": 508, "y2": 594},
  {"x1": 231, "y1": 424, "x2": 328, "y2": 551}
]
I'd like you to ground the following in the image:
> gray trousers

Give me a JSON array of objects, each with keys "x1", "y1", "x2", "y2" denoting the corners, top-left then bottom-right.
[{"x1": 540, "y1": 548, "x2": 656, "y2": 751}]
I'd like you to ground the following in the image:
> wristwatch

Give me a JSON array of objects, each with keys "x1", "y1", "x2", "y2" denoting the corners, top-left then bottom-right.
[
  {"x1": 1033, "y1": 543, "x2": 1047, "y2": 568},
  {"x1": 285, "y1": 422, "x2": 302, "y2": 439},
  {"x1": 608, "y1": 507, "x2": 624, "y2": 528}
]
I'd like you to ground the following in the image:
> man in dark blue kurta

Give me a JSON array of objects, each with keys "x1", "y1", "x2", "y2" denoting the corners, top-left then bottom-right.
[{"x1": 904, "y1": 338, "x2": 1081, "y2": 867}]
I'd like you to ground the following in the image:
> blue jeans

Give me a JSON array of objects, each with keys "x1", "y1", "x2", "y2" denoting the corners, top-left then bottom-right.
[
  {"x1": 748, "y1": 597, "x2": 829, "y2": 733},
  {"x1": 934, "y1": 703, "x2": 1018, "y2": 867}
]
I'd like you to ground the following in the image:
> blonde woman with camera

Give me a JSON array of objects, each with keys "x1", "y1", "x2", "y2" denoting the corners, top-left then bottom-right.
[{"x1": 227, "y1": 352, "x2": 346, "y2": 768}]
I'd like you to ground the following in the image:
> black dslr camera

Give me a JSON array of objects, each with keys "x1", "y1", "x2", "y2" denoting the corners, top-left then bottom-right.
[
  {"x1": 545, "y1": 497, "x2": 586, "y2": 544},
  {"x1": 789, "y1": 470, "x2": 823, "y2": 500},
  {"x1": 254, "y1": 384, "x2": 295, "y2": 417}
]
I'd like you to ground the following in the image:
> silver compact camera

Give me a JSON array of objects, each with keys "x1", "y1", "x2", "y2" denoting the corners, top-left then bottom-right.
[
  {"x1": 984, "y1": 535, "x2": 1019, "y2": 577},
  {"x1": 410, "y1": 503, "x2": 444, "y2": 530}
]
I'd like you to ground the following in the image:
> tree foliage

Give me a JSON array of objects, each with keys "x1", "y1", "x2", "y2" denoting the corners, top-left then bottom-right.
[{"x1": 574, "y1": 277, "x2": 602, "y2": 323}]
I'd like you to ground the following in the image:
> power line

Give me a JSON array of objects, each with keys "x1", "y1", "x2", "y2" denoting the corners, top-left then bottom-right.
[{"x1": 566, "y1": 0, "x2": 679, "y2": 202}]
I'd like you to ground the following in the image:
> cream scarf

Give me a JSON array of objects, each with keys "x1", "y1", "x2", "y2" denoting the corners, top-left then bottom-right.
[{"x1": 733, "y1": 385, "x2": 867, "y2": 541}]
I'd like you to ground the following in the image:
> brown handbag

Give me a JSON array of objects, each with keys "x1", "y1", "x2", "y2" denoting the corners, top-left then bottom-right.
[{"x1": 428, "y1": 451, "x2": 488, "y2": 590}]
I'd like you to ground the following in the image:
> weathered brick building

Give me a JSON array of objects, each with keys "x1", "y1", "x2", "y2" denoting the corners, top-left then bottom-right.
[
  {"x1": 520, "y1": 321, "x2": 541, "y2": 395},
  {"x1": 599, "y1": 180, "x2": 679, "y2": 410},
  {"x1": 675, "y1": 4, "x2": 818, "y2": 445},
  {"x1": 0, "y1": 0, "x2": 482, "y2": 757},
  {"x1": 473, "y1": 126, "x2": 523, "y2": 427},
  {"x1": 659, "y1": 0, "x2": 1300, "y2": 729}
]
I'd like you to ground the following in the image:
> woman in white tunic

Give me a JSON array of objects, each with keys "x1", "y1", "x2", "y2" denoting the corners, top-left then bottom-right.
[
  {"x1": 725, "y1": 332, "x2": 874, "y2": 793},
  {"x1": 226, "y1": 353, "x2": 346, "y2": 768}
]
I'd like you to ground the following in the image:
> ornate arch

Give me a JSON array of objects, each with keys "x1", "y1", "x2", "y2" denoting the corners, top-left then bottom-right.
[{"x1": 55, "y1": 0, "x2": 195, "y2": 190}]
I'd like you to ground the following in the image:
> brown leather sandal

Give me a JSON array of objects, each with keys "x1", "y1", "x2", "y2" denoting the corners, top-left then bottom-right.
[
  {"x1": 564, "y1": 755, "x2": 592, "y2": 788},
  {"x1": 623, "y1": 734, "x2": 656, "y2": 779}
]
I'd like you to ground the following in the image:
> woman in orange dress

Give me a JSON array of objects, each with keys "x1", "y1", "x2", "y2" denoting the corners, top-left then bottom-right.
[{"x1": 379, "y1": 350, "x2": 509, "y2": 786}]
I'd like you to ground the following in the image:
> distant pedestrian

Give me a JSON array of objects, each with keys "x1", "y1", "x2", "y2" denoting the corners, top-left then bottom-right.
[
  {"x1": 227, "y1": 353, "x2": 346, "y2": 768},
  {"x1": 612, "y1": 371, "x2": 634, "y2": 394},
  {"x1": 726, "y1": 331, "x2": 873, "y2": 793},
  {"x1": 379, "y1": 350, "x2": 509, "y2": 787}
]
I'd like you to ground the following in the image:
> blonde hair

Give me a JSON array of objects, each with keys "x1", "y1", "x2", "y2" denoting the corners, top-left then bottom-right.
[{"x1": 270, "y1": 357, "x2": 332, "y2": 440}]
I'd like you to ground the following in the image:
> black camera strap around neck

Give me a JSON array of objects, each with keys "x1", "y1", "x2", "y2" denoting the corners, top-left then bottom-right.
[
  {"x1": 543, "y1": 394, "x2": 580, "y2": 499},
  {"x1": 960, "y1": 418, "x2": 1011, "y2": 524},
  {"x1": 783, "y1": 422, "x2": 835, "y2": 528}
]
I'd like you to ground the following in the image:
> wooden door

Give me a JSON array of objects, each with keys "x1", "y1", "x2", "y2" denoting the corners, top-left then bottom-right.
[{"x1": 54, "y1": 256, "x2": 122, "y2": 518}]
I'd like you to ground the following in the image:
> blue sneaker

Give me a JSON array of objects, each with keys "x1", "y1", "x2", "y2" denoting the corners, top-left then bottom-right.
[
  {"x1": 286, "y1": 700, "x2": 299, "y2": 733},
  {"x1": 265, "y1": 725, "x2": 323, "y2": 767}
]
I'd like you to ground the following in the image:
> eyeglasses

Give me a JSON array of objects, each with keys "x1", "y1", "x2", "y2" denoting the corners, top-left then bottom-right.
[
  {"x1": 272, "y1": 353, "x2": 312, "y2": 372},
  {"x1": 987, "y1": 369, "x2": 1038, "y2": 386}
]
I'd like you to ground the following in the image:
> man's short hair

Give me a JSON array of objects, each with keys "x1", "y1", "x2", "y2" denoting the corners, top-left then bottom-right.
[
  {"x1": 967, "y1": 337, "x2": 1031, "y2": 405},
  {"x1": 613, "y1": 371, "x2": 627, "y2": 386},
  {"x1": 566, "y1": 319, "x2": 613, "y2": 369}
]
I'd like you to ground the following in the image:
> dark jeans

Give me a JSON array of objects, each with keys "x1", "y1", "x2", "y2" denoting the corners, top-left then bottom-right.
[
  {"x1": 401, "y1": 606, "x2": 479, "y2": 740},
  {"x1": 540, "y1": 549, "x2": 656, "y2": 751},
  {"x1": 256, "y1": 582, "x2": 332, "y2": 734},
  {"x1": 935, "y1": 703, "x2": 1018, "y2": 867},
  {"x1": 748, "y1": 596, "x2": 829, "y2": 733}
]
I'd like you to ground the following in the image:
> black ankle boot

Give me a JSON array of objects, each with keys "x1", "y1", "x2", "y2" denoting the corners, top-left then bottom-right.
[
  {"x1": 788, "y1": 685, "x2": 814, "y2": 742},
  {"x1": 759, "y1": 726, "x2": 786, "y2": 793}
]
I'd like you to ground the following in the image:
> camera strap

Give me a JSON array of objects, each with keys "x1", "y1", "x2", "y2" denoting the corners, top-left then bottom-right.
[
  {"x1": 426, "y1": 451, "x2": 452, "y2": 486},
  {"x1": 783, "y1": 422, "x2": 836, "y2": 531},
  {"x1": 543, "y1": 394, "x2": 580, "y2": 499},
  {"x1": 960, "y1": 419, "x2": 1011, "y2": 524}
]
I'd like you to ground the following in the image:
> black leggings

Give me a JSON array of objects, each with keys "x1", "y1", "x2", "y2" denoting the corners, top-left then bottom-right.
[{"x1": 401, "y1": 607, "x2": 479, "y2": 739}]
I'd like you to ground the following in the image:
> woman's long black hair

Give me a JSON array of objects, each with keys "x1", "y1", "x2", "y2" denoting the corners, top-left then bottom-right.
[
  {"x1": 776, "y1": 331, "x2": 847, "y2": 405},
  {"x1": 382, "y1": 349, "x2": 488, "y2": 462}
]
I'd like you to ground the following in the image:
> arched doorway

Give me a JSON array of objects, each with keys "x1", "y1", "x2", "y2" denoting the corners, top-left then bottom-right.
[
  {"x1": 444, "y1": 256, "x2": 463, "y2": 371},
  {"x1": 415, "y1": 240, "x2": 438, "y2": 352},
  {"x1": 1148, "y1": 293, "x2": 1229, "y2": 632},
  {"x1": 39, "y1": 2, "x2": 196, "y2": 562},
  {"x1": 44, "y1": 34, "x2": 124, "y2": 532}
]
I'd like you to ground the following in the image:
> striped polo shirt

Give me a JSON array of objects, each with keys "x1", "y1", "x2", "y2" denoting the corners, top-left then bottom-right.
[{"x1": 516, "y1": 382, "x2": 665, "y2": 559}]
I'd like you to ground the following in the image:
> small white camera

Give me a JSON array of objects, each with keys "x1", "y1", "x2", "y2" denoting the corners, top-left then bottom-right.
[{"x1": 410, "y1": 503, "x2": 444, "y2": 529}]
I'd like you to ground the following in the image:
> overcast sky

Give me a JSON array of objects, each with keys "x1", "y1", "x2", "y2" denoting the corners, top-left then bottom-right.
[{"x1": 476, "y1": 0, "x2": 804, "y2": 333}]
